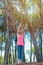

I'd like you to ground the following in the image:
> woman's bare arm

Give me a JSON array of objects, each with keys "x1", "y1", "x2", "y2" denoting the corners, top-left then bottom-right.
[
  {"x1": 17, "y1": 23, "x2": 24, "y2": 34},
  {"x1": 21, "y1": 26, "x2": 24, "y2": 34},
  {"x1": 17, "y1": 25, "x2": 20, "y2": 35}
]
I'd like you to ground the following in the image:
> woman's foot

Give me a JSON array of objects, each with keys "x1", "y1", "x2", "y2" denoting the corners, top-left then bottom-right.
[{"x1": 17, "y1": 60, "x2": 22, "y2": 63}]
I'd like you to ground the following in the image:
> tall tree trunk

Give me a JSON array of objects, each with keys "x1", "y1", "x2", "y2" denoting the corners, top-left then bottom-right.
[
  {"x1": 29, "y1": 28, "x2": 42, "y2": 61},
  {"x1": 4, "y1": 16, "x2": 10, "y2": 64},
  {"x1": 4, "y1": 0, "x2": 16, "y2": 64},
  {"x1": 4, "y1": 33, "x2": 10, "y2": 64},
  {"x1": 30, "y1": 39, "x2": 32, "y2": 62},
  {"x1": 38, "y1": 30, "x2": 42, "y2": 57}
]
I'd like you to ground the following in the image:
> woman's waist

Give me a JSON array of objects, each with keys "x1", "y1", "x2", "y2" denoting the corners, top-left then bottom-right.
[
  {"x1": 17, "y1": 41, "x2": 24, "y2": 45},
  {"x1": 17, "y1": 40, "x2": 23, "y2": 43}
]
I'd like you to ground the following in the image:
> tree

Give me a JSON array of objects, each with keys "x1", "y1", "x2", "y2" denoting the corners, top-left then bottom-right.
[{"x1": 18, "y1": 0, "x2": 43, "y2": 61}]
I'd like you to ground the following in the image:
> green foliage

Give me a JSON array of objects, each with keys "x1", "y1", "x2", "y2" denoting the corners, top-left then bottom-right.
[
  {"x1": 32, "y1": 47, "x2": 34, "y2": 53},
  {"x1": 0, "y1": 56, "x2": 4, "y2": 64},
  {"x1": 0, "y1": 35, "x2": 5, "y2": 43},
  {"x1": 8, "y1": 53, "x2": 12, "y2": 64},
  {"x1": 8, "y1": 52, "x2": 15, "y2": 64}
]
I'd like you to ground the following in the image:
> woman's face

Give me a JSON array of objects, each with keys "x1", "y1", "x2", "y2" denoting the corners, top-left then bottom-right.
[{"x1": 19, "y1": 28, "x2": 22, "y2": 34}]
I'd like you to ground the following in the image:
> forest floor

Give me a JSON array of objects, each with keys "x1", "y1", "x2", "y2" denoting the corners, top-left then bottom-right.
[
  {"x1": 8, "y1": 62, "x2": 43, "y2": 65},
  {"x1": 17, "y1": 62, "x2": 43, "y2": 65},
  {"x1": 1, "y1": 62, "x2": 43, "y2": 65}
]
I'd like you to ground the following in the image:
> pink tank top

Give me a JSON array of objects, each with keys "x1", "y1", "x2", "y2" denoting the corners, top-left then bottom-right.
[{"x1": 17, "y1": 34, "x2": 24, "y2": 45}]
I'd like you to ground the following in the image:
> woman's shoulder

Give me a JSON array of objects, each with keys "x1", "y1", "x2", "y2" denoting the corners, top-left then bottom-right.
[{"x1": 17, "y1": 34, "x2": 23, "y2": 36}]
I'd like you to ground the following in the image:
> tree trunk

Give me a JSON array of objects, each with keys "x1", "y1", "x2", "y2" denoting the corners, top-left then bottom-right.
[
  {"x1": 30, "y1": 39, "x2": 32, "y2": 62},
  {"x1": 4, "y1": 34, "x2": 10, "y2": 64},
  {"x1": 38, "y1": 30, "x2": 42, "y2": 57},
  {"x1": 4, "y1": 17, "x2": 10, "y2": 64},
  {"x1": 4, "y1": 5, "x2": 11, "y2": 63},
  {"x1": 30, "y1": 30, "x2": 42, "y2": 61}
]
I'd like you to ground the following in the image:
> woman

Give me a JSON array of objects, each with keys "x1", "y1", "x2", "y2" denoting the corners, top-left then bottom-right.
[{"x1": 17, "y1": 23, "x2": 24, "y2": 63}]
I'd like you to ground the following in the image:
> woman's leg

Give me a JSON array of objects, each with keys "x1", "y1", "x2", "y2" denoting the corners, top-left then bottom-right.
[
  {"x1": 18, "y1": 45, "x2": 20, "y2": 60},
  {"x1": 17, "y1": 45, "x2": 24, "y2": 63},
  {"x1": 20, "y1": 46, "x2": 24, "y2": 60},
  {"x1": 17, "y1": 45, "x2": 22, "y2": 63}
]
